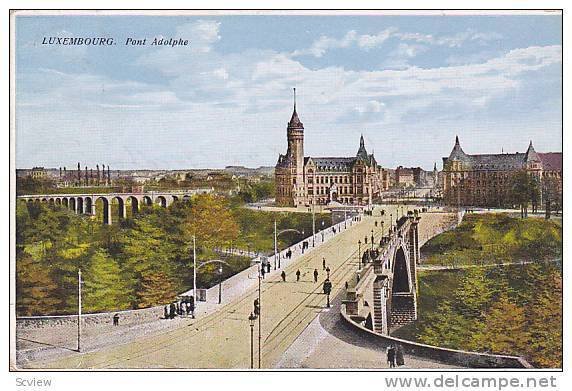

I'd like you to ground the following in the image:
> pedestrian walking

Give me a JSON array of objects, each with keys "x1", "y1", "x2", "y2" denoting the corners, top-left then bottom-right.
[
  {"x1": 164, "y1": 305, "x2": 169, "y2": 319},
  {"x1": 313, "y1": 268, "x2": 319, "y2": 283},
  {"x1": 169, "y1": 302, "x2": 176, "y2": 319},
  {"x1": 113, "y1": 313, "x2": 119, "y2": 326},
  {"x1": 281, "y1": 270, "x2": 286, "y2": 282},
  {"x1": 267, "y1": 262, "x2": 271, "y2": 273},
  {"x1": 261, "y1": 265, "x2": 266, "y2": 279},
  {"x1": 326, "y1": 266, "x2": 331, "y2": 279},
  {"x1": 396, "y1": 345, "x2": 405, "y2": 366},
  {"x1": 387, "y1": 345, "x2": 396, "y2": 368},
  {"x1": 296, "y1": 269, "x2": 301, "y2": 281},
  {"x1": 322, "y1": 257, "x2": 326, "y2": 270},
  {"x1": 345, "y1": 281, "x2": 349, "y2": 290}
]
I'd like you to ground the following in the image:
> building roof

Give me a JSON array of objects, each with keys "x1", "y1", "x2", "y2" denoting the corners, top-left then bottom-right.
[
  {"x1": 445, "y1": 137, "x2": 562, "y2": 171},
  {"x1": 538, "y1": 152, "x2": 563, "y2": 171},
  {"x1": 306, "y1": 157, "x2": 356, "y2": 171}
]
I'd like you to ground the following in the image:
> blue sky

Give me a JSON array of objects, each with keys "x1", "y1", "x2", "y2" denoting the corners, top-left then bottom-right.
[{"x1": 15, "y1": 14, "x2": 562, "y2": 170}]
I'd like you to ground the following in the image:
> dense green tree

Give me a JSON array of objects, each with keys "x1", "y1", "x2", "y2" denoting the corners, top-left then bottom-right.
[
  {"x1": 137, "y1": 270, "x2": 179, "y2": 309},
  {"x1": 417, "y1": 300, "x2": 474, "y2": 349},
  {"x1": 83, "y1": 250, "x2": 131, "y2": 313},
  {"x1": 526, "y1": 270, "x2": 562, "y2": 368},
  {"x1": 16, "y1": 254, "x2": 61, "y2": 316},
  {"x1": 471, "y1": 294, "x2": 530, "y2": 355},
  {"x1": 184, "y1": 194, "x2": 240, "y2": 250}
]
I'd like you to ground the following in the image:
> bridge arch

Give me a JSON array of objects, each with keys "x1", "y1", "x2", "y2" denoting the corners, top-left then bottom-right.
[
  {"x1": 111, "y1": 196, "x2": 126, "y2": 220},
  {"x1": 155, "y1": 195, "x2": 167, "y2": 208},
  {"x1": 392, "y1": 245, "x2": 411, "y2": 293},
  {"x1": 55, "y1": 198, "x2": 62, "y2": 206},
  {"x1": 62, "y1": 197, "x2": 69, "y2": 207},
  {"x1": 95, "y1": 196, "x2": 111, "y2": 225},
  {"x1": 142, "y1": 196, "x2": 153, "y2": 207},
  {"x1": 84, "y1": 197, "x2": 93, "y2": 215},
  {"x1": 48, "y1": 198, "x2": 55, "y2": 206},
  {"x1": 76, "y1": 197, "x2": 84, "y2": 214},
  {"x1": 126, "y1": 196, "x2": 139, "y2": 217},
  {"x1": 69, "y1": 197, "x2": 76, "y2": 213}
]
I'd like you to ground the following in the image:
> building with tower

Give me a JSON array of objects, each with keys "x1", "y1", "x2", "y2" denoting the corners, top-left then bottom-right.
[
  {"x1": 275, "y1": 89, "x2": 387, "y2": 207},
  {"x1": 442, "y1": 136, "x2": 562, "y2": 208}
]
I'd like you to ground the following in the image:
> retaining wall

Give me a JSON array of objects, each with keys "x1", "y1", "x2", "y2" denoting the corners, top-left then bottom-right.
[
  {"x1": 17, "y1": 305, "x2": 165, "y2": 330},
  {"x1": 340, "y1": 304, "x2": 532, "y2": 369}
]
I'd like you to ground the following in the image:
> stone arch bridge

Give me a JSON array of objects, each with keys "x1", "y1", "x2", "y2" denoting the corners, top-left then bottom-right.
[
  {"x1": 345, "y1": 213, "x2": 420, "y2": 334},
  {"x1": 17, "y1": 189, "x2": 212, "y2": 225}
]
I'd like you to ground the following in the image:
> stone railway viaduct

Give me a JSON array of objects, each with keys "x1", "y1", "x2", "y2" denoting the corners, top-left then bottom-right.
[{"x1": 17, "y1": 189, "x2": 211, "y2": 225}]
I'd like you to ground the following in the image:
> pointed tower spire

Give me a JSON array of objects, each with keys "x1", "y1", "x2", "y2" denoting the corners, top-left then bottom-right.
[
  {"x1": 449, "y1": 135, "x2": 466, "y2": 160},
  {"x1": 357, "y1": 134, "x2": 368, "y2": 159},
  {"x1": 525, "y1": 139, "x2": 539, "y2": 162},
  {"x1": 288, "y1": 88, "x2": 303, "y2": 129},
  {"x1": 293, "y1": 87, "x2": 296, "y2": 112}
]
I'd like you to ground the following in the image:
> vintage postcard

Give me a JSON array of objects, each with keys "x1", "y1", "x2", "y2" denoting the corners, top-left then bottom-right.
[{"x1": 10, "y1": 10, "x2": 563, "y2": 375}]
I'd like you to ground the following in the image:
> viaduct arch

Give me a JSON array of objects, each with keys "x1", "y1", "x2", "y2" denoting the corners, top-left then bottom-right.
[{"x1": 16, "y1": 189, "x2": 211, "y2": 225}]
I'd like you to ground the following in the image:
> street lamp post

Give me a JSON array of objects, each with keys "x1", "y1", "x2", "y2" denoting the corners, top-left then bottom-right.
[
  {"x1": 312, "y1": 203, "x2": 316, "y2": 247},
  {"x1": 248, "y1": 312, "x2": 256, "y2": 369},
  {"x1": 274, "y1": 219, "x2": 278, "y2": 270},
  {"x1": 321, "y1": 221, "x2": 325, "y2": 241},
  {"x1": 390, "y1": 213, "x2": 393, "y2": 231},
  {"x1": 193, "y1": 235, "x2": 197, "y2": 317},
  {"x1": 257, "y1": 260, "x2": 261, "y2": 369},
  {"x1": 358, "y1": 240, "x2": 362, "y2": 270},
  {"x1": 77, "y1": 268, "x2": 82, "y2": 352},
  {"x1": 371, "y1": 229, "x2": 374, "y2": 251},
  {"x1": 218, "y1": 265, "x2": 223, "y2": 304}
]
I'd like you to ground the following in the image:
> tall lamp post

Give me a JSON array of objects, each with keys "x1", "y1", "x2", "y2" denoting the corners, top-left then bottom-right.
[
  {"x1": 371, "y1": 229, "x2": 374, "y2": 251},
  {"x1": 218, "y1": 265, "x2": 223, "y2": 304},
  {"x1": 312, "y1": 203, "x2": 316, "y2": 247},
  {"x1": 258, "y1": 260, "x2": 261, "y2": 369},
  {"x1": 77, "y1": 268, "x2": 82, "y2": 352},
  {"x1": 358, "y1": 240, "x2": 362, "y2": 270},
  {"x1": 248, "y1": 312, "x2": 256, "y2": 369},
  {"x1": 390, "y1": 213, "x2": 393, "y2": 232},
  {"x1": 192, "y1": 235, "x2": 197, "y2": 316}
]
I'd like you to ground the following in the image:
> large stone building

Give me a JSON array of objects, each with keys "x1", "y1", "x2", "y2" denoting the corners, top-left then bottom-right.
[
  {"x1": 275, "y1": 91, "x2": 387, "y2": 206},
  {"x1": 442, "y1": 136, "x2": 562, "y2": 208}
]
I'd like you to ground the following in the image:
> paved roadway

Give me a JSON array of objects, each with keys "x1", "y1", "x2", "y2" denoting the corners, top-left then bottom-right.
[{"x1": 27, "y1": 205, "x2": 453, "y2": 369}]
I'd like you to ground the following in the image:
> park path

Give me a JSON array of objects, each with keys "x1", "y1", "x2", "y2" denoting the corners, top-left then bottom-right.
[{"x1": 417, "y1": 259, "x2": 561, "y2": 271}]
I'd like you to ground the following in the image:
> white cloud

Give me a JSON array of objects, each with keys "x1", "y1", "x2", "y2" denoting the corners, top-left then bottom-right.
[
  {"x1": 291, "y1": 27, "x2": 503, "y2": 58},
  {"x1": 16, "y1": 16, "x2": 561, "y2": 170}
]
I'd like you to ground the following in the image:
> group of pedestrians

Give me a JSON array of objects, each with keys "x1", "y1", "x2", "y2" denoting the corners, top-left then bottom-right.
[
  {"x1": 386, "y1": 344, "x2": 405, "y2": 368},
  {"x1": 164, "y1": 299, "x2": 195, "y2": 320}
]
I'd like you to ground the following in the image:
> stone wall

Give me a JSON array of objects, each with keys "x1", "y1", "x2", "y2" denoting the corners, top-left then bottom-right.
[
  {"x1": 17, "y1": 305, "x2": 165, "y2": 331},
  {"x1": 341, "y1": 304, "x2": 532, "y2": 368}
]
